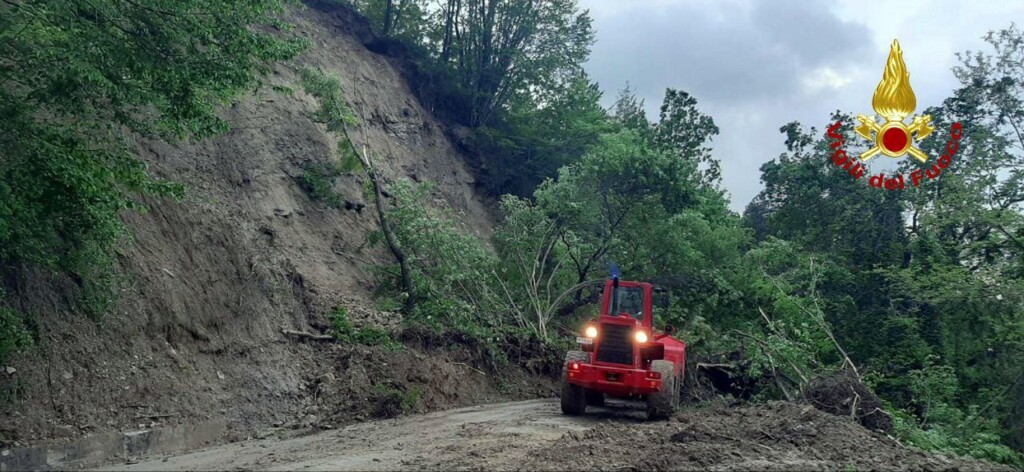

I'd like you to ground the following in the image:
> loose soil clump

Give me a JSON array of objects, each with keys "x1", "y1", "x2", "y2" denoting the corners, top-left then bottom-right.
[
  {"x1": 806, "y1": 371, "x2": 894, "y2": 433},
  {"x1": 518, "y1": 400, "x2": 1013, "y2": 471}
]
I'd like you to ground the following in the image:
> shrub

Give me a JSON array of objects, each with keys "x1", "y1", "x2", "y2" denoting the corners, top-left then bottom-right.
[
  {"x1": 0, "y1": 291, "x2": 32, "y2": 366},
  {"x1": 296, "y1": 161, "x2": 347, "y2": 208},
  {"x1": 371, "y1": 383, "x2": 422, "y2": 418},
  {"x1": 329, "y1": 306, "x2": 402, "y2": 350}
]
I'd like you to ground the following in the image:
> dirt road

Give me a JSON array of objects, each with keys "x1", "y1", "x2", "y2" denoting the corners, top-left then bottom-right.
[
  {"x1": 106, "y1": 399, "x2": 606, "y2": 471},
  {"x1": 105, "y1": 398, "x2": 1010, "y2": 471}
]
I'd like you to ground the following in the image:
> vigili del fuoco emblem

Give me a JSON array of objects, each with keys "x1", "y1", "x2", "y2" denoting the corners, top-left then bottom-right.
[
  {"x1": 855, "y1": 39, "x2": 935, "y2": 163},
  {"x1": 826, "y1": 39, "x2": 963, "y2": 190}
]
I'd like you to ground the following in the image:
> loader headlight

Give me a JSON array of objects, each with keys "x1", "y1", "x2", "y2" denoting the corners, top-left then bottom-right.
[
  {"x1": 634, "y1": 330, "x2": 649, "y2": 343},
  {"x1": 584, "y1": 325, "x2": 598, "y2": 338}
]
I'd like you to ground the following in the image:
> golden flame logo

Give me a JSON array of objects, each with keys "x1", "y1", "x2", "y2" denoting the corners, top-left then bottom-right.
[
  {"x1": 872, "y1": 40, "x2": 916, "y2": 121},
  {"x1": 855, "y1": 39, "x2": 935, "y2": 163}
]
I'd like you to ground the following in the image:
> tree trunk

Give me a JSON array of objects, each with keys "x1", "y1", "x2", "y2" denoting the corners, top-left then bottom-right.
[
  {"x1": 362, "y1": 147, "x2": 415, "y2": 314},
  {"x1": 441, "y1": 0, "x2": 457, "y2": 61},
  {"x1": 383, "y1": 0, "x2": 394, "y2": 37}
]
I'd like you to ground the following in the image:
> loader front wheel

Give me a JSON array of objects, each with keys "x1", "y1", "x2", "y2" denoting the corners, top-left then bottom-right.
[
  {"x1": 560, "y1": 351, "x2": 589, "y2": 416},
  {"x1": 647, "y1": 360, "x2": 677, "y2": 421}
]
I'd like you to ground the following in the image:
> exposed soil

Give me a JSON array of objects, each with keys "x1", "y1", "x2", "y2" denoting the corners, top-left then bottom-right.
[
  {"x1": 0, "y1": 0, "x2": 500, "y2": 448},
  {"x1": 104, "y1": 399, "x2": 1012, "y2": 472},
  {"x1": 522, "y1": 400, "x2": 1013, "y2": 472},
  {"x1": 806, "y1": 371, "x2": 894, "y2": 433}
]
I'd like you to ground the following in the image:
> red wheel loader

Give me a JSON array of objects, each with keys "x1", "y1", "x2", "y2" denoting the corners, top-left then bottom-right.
[{"x1": 560, "y1": 276, "x2": 686, "y2": 420}]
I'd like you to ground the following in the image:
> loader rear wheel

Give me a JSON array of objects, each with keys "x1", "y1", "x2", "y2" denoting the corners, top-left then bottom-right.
[
  {"x1": 647, "y1": 360, "x2": 678, "y2": 421},
  {"x1": 560, "y1": 351, "x2": 589, "y2": 416}
]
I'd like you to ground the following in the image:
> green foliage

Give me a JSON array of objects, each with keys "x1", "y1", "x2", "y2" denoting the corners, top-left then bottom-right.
[
  {"x1": 295, "y1": 68, "x2": 365, "y2": 206},
  {"x1": 0, "y1": 291, "x2": 33, "y2": 367},
  {"x1": 738, "y1": 25, "x2": 1024, "y2": 463},
  {"x1": 329, "y1": 307, "x2": 402, "y2": 350},
  {"x1": 351, "y1": 0, "x2": 594, "y2": 127},
  {"x1": 890, "y1": 401, "x2": 1024, "y2": 468},
  {"x1": 297, "y1": 162, "x2": 346, "y2": 208},
  {"x1": 371, "y1": 383, "x2": 422, "y2": 416},
  {"x1": 401, "y1": 385, "x2": 423, "y2": 412},
  {"x1": 355, "y1": 0, "x2": 428, "y2": 42},
  {"x1": 653, "y1": 88, "x2": 722, "y2": 184},
  {"x1": 346, "y1": 0, "x2": 598, "y2": 196},
  {"x1": 300, "y1": 68, "x2": 360, "y2": 133},
  {"x1": 435, "y1": 0, "x2": 595, "y2": 127},
  {"x1": 470, "y1": 73, "x2": 613, "y2": 196},
  {"x1": 0, "y1": 0, "x2": 305, "y2": 316},
  {"x1": 380, "y1": 181, "x2": 504, "y2": 329}
]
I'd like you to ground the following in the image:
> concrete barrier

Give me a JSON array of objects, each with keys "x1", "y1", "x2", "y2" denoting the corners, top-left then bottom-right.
[{"x1": 0, "y1": 419, "x2": 227, "y2": 471}]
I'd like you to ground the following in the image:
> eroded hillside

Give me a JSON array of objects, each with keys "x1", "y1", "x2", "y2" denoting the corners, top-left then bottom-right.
[{"x1": 0, "y1": 1, "x2": 521, "y2": 448}]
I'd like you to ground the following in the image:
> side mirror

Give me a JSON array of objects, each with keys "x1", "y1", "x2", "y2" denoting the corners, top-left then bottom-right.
[{"x1": 653, "y1": 287, "x2": 669, "y2": 309}]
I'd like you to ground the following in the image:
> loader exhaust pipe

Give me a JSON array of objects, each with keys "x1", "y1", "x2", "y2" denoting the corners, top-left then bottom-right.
[{"x1": 611, "y1": 271, "x2": 619, "y2": 316}]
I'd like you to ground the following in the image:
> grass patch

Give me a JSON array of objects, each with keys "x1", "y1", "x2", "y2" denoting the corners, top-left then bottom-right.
[
  {"x1": 296, "y1": 161, "x2": 347, "y2": 208},
  {"x1": 0, "y1": 292, "x2": 32, "y2": 367},
  {"x1": 329, "y1": 307, "x2": 402, "y2": 350},
  {"x1": 371, "y1": 384, "x2": 423, "y2": 418}
]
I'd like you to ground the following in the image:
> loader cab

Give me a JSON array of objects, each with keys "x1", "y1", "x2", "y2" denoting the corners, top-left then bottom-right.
[{"x1": 603, "y1": 280, "x2": 652, "y2": 326}]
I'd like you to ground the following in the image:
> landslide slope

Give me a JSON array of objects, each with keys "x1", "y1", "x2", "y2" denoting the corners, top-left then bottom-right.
[{"x1": 0, "y1": 1, "x2": 527, "y2": 448}]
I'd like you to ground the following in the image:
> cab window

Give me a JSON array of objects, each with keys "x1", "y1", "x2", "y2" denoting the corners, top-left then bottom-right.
[{"x1": 611, "y1": 286, "x2": 645, "y2": 320}]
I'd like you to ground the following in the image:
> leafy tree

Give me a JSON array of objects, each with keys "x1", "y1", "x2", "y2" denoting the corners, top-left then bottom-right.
[
  {"x1": 740, "y1": 25, "x2": 1024, "y2": 463},
  {"x1": 471, "y1": 72, "x2": 612, "y2": 196},
  {"x1": 355, "y1": 0, "x2": 428, "y2": 41},
  {"x1": 429, "y1": 0, "x2": 595, "y2": 126},
  {"x1": 610, "y1": 85, "x2": 653, "y2": 139},
  {"x1": 653, "y1": 88, "x2": 722, "y2": 185},
  {"x1": 0, "y1": 0, "x2": 305, "y2": 324},
  {"x1": 492, "y1": 195, "x2": 578, "y2": 338}
]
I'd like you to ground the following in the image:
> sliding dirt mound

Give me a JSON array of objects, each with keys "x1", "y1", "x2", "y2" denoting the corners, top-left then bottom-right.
[
  {"x1": 278, "y1": 334, "x2": 557, "y2": 431},
  {"x1": 806, "y1": 371, "x2": 894, "y2": 433},
  {"x1": 0, "y1": 0, "x2": 500, "y2": 449},
  {"x1": 520, "y1": 401, "x2": 1012, "y2": 471}
]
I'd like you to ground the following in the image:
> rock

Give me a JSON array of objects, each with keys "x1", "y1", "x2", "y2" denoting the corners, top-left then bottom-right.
[{"x1": 4, "y1": 366, "x2": 15, "y2": 375}]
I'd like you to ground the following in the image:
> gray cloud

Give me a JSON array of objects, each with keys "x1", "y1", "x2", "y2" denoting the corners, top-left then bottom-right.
[
  {"x1": 585, "y1": 0, "x2": 875, "y2": 107},
  {"x1": 581, "y1": 0, "x2": 1023, "y2": 211}
]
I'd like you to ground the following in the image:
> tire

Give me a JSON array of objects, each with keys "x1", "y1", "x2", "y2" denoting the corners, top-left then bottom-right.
[
  {"x1": 585, "y1": 389, "x2": 605, "y2": 407},
  {"x1": 560, "y1": 351, "x2": 589, "y2": 416},
  {"x1": 647, "y1": 360, "x2": 677, "y2": 421}
]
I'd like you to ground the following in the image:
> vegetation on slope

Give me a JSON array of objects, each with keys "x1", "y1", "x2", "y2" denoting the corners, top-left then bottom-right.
[
  {"x1": 1, "y1": 0, "x2": 1022, "y2": 466},
  {"x1": 0, "y1": 0, "x2": 306, "y2": 357}
]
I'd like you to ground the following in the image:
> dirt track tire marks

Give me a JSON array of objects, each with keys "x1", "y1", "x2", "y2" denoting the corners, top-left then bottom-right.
[
  {"x1": 103, "y1": 399, "x2": 617, "y2": 471},
  {"x1": 103, "y1": 398, "x2": 1012, "y2": 471}
]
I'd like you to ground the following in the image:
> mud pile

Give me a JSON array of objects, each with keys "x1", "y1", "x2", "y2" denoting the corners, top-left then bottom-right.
[{"x1": 519, "y1": 401, "x2": 1012, "y2": 471}]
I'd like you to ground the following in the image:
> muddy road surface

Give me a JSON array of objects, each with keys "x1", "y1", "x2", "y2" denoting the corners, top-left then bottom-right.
[
  {"x1": 105, "y1": 398, "x2": 1010, "y2": 471},
  {"x1": 106, "y1": 399, "x2": 603, "y2": 471}
]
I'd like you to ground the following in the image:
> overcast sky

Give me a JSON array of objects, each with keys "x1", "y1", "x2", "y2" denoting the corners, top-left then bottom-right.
[{"x1": 579, "y1": 0, "x2": 1024, "y2": 212}]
